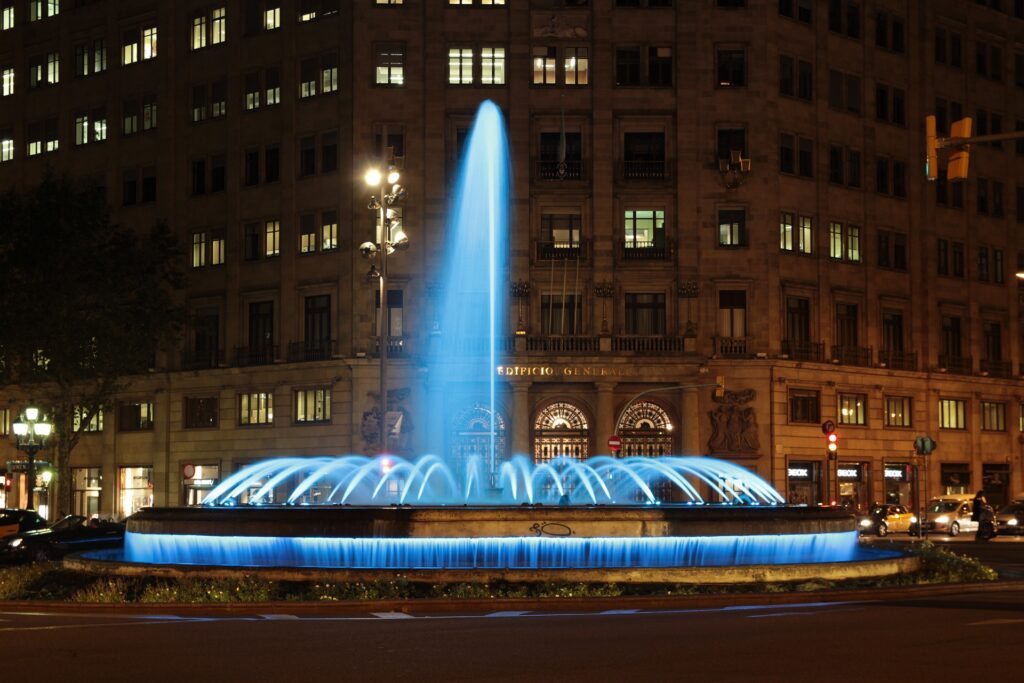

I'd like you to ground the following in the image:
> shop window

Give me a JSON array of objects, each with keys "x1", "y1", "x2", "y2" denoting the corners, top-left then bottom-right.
[
  {"x1": 939, "y1": 398, "x2": 966, "y2": 430},
  {"x1": 183, "y1": 465, "x2": 220, "y2": 506},
  {"x1": 838, "y1": 393, "x2": 866, "y2": 425},
  {"x1": 940, "y1": 463, "x2": 971, "y2": 496},
  {"x1": 118, "y1": 466, "x2": 153, "y2": 518},
  {"x1": 788, "y1": 389, "x2": 819, "y2": 423},
  {"x1": 883, "y1": 397, "x2": 911, "y2": 427},
  {"x1": 73, "y1": 467, "x2": 102, "y2": 518},
  {"x1": 787, "y1": 461, "x2": 821, "y2": 506},
  {"x1": 883, "y1": 465, "x2": 911, "y2": 506}
]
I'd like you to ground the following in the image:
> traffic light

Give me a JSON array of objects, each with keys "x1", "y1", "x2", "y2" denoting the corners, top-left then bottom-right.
[
  {"x1": 947, "y1": 117, "x2": 973, "y2": 181},
  {"x1": 925, "y1": 115, "x2": 938, "y2": 181},
  {"x1": 714, "y1": 375, "x2": 725, "y2": 399},
  {"x1": 827, "y1": 432, "x2": 838, "y2": 459},
  {"x1": 2, "y1": 475, "x2": 10, "y2": 491}
]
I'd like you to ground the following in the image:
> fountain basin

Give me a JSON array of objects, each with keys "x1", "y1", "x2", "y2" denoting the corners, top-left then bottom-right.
[{"x1": 73, "y1": 505, "x2": 912, "y2": 582}]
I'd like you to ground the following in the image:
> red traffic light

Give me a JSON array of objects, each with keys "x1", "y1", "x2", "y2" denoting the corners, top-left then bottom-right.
[{"x1": 827, "y1": 433, "x2": 838, "y2": 452}]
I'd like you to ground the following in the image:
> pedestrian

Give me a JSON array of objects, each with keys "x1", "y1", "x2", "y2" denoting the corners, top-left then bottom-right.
[{"x1": 972, "y1": 490, "x2": 988, "y2": 522}]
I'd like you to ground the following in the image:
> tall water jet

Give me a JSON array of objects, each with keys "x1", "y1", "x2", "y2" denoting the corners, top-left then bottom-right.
[{"x1": 431, "y1": 100, "x2": 511, "y2": 480}]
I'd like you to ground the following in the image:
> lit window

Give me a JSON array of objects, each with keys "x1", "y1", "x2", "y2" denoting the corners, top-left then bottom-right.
[
  {"x1": 564, "y1": 47, "x2": 589, "y2": 85},
  {"x1": 838, "y1": 393, "x2": 867, "y2": 425},
  {"x1": 192, "y1": 15, "x2": 207, "y2": 50},
  {"x1": 265, "y1": 68, "x2": 280, "y2": 105},
  {"x1": 73, "y1": 406, "x2": 103, "y2": 433},
  {"x1": 295, "y1": 388, "x2": 331, "y2": 423},
  {"x1": 981, "y1": 401, "x2": 1006, "y2": 431},
  {"x1": 375, "y1": 46, "x2": 404, "y2": 85},
  {"x1": 142, "y1": 95, "x2": 157, "y2": 130},
  {"x1": 481, "y1": 47, "x2": 505, "y2": 85},
  {"x1": 239, "y1": 392, "x2": 274, "y2": 425},
  {"x1": 1, "y1": 66, "x2": 12, "y2": 96},
  {"x1": 74, "y1": 114, "x2": 90, "y2": 146},
  {"x1": 118, "y1": 402, "x2": 155, "y2": 431},
  {"x1": 300, "y1": 214, "x2": 317, "y2": 253},
  {"x1": 780, "y1": 212, "x2": 793, "y2": 251},
  {"x1": 122, "y1": 32, "x2": 139, "y2": 65},
  {"x1": 264, "y1": 6, "x2": 280, "y2": 30},
  {"x1": 211, "y1": 236, "x2": 225, "y2": 265},
  {"x1": 321, "y1": 211, "x2": 338, "y2": 250},
  {"x1": 0, "y1": 132, "x2": 13, "y2": 162},
  {"x1": 939, "y1": 398, "x2": 966, "y2": 430},
  {"x1": 449, "y1": 48, "x2": 473, "y2": 85},
  {"x1": 142, "y1": 27, "x2": 158, "y2": 60},
  {"x1": 1, "y1": 5, "x2": 13, "y2": 30},
  {"x1": 533, "y1": 46, "x2": 556, "y2": 85},
  {"x1": 883, "y1": 396, "x2": 912, "y2": 428},
  {"x1": 211, "y1": 7, "x2": 226, "y2": 44},
  {"x1": 192, "y1": 232, "x2": 208, "y2": 268},
  {"x1": 46, "y1": 51, "x2": 59, "y2": 85},
  {"x1": 265, "y1": 220, "x2": 280, "y2": 257},
  {"x1": 321, "y1": 54, "x2": 338, "y2": 93},
  {"x1": 624, "y1": 209, "x2": 664, "y2": 249}
]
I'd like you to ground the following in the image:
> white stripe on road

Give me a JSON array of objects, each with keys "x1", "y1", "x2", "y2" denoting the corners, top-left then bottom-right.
[
  {"x1": 259, "y1": 614, "x2": 300, "y2": 620},
  {"x1": 968, "y1": 618, "x2": 1024, "y2": 626},
  {"x1": 600, "y1": 609, "x2": 640, "y2": 615},
  {"x1": 486, "y1": 611, "x2": 531, "y2": 618},
  {"x1": 371, "y1": 612, "x2": 415, "y2": 619}
]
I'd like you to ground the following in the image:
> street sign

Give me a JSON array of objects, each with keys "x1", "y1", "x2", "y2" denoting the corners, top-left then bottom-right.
[
  {"x1": 182, "y1": 463, "x2": 196, "y2": 479},
  {"x1": 821, "y1": 420, "x2": 835, "y2": 435},
  {"x1": 607, "y1": 435, "x2": 622, "y2": 452}
]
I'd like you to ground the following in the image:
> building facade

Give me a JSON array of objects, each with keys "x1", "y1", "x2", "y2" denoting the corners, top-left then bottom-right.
[{"x1": 1, "y1": 0, "x2": 1023, "y2": 519}]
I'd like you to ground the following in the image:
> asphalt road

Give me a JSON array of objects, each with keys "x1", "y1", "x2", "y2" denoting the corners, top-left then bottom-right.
[
  {"x1": 1, "y1": 536, "x2": 1020, "y2": 682},
  {"x1": 3, "y1": 588, "x2": 1023, "y2": 683}
]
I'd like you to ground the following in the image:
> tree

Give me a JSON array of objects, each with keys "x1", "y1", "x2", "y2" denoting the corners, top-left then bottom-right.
[{"x1": 0, "y1": 173, "x2": 184, "y2": 517}]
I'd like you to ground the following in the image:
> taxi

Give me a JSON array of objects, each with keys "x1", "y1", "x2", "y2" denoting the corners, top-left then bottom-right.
[
  {"x1": 858, "y1": 503, "x2": 916, "y2": 537},
  {"x1": 0, "y1": 509, "x2": 48, "y2": 539}
]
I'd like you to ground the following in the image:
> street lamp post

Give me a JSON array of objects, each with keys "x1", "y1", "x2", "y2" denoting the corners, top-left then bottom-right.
[
  {"x1": 362, "y1": 167, "x2": 408, "y2": 454},
  {"x1": 11, "y1": 407, "x2": 52, "y2": 511}
]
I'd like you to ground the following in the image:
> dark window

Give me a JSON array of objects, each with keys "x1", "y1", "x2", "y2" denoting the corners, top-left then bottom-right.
[
  {"x1": 244, "y1": 148, "x2": 260, "y2": 186},
  {"x1": 304, "y1": 294, "x2": 332, "y2": 349},
  {"x1": 785, "y1": 296, "x2": 811, "y2": 344},
  {"x1": 798, "y1": 137, "x2": 813, "y2": 177},
  {"x1": 321, "y1": 132, "x2": 338, "y2": 173},
  {"x1": 882, "y1": 310, "x2": 904, "y2": 352},
  {"x1": 248, "y1": 301, "x2": 274, "y2": 352},
  {"x1": 829, "y1": 146, "x2": 843, "y2": 184},
  {"x1": 243, "y1": 222, "x2": 261, "y2": 261},
  {"x1": 797, "y1": 60, "x2": 813, "y2": 100},
  {"x1": 141, "y1": 167, "x2": 156, "y2": 203},
  {"x1": 299, "y1": 136, "x2": 315, "y2": 176},
  {"x1": 616, "y1": 47, "x2": 641, "y2": 86},
  {"x1": 977, "y1": 178, "x2": 989, "y2": 214},
  {"x1": 184, "y1": 397, "x2": 218, "y2": 429},
  {"x1": 716, "y1": 128, "x2": 746, "y2": 161},
  {"x1": 941, "y1": 315, "x2": 962, "y2": 358},
  {"x1": 779, "y1": 55, "x2": 794, "y2": 96},
  {"x1": 624, "y1": 293, "x2": 666, "y2": 335},
  {"x1": 210, "y1": 155, "x2": 225, "y2": 192},
  {"x1": 648, "y1": 46, "x2": 673, "y2": 86},
  {"x1": 118, "y1": 402, "x2": 154, "y2": 431},
  {"x1": 717, "y1": 48, "x2": 746, "y2": 87},
  {"x1": 892, "y1": 161, "x2": 906, "y2": 198},
  {"x1": 789, "y1": 390, "x2": 820, "y2": 423},
  {"x1": 937, "y1": 238, "x2": 949, "y2": 276},
  {"x1": 983, "y1": 321, "x2": 1002, "y2": 362},
  {"x1": 779, "y1": 134, "x2": 794, "y2": 174},
  {"x1": 265, "y1": 145, "x2": 280, "y2": 183},
  {"x1": 835, "y1": 303, "x2": 859, "y2": 347},
  {"x1": 952, "y1": 242, "x2": 965, "y2": 278},
  {"x1": 191, "y1": 159, "x2": 206, "y2": 195}
]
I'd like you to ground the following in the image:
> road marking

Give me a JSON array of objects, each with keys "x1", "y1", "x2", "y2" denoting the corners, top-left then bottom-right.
[
  {"x1": 371, "y1": 612, "x2": 415, "y2": 619},
  {"x1": 600, "y1": 609, "x2": 640, "y2": 615},
  {"x1": 259, "y1": 614, "x2": 300, "y2": 620},
  {"x1": 968, "y1": 618, "x2": 1024, "y2": 626},
  {"x1": 485, "y1": 611, "x2": 531, "y2": 618},
  {"x1": 0, "y1": 618, "x2": 209, "y2": 633}
]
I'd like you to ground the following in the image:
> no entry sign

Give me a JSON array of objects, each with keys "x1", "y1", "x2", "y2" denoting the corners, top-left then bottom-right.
[{"x1": 607, "y1": 435, "x2": 622, "y2": 452}]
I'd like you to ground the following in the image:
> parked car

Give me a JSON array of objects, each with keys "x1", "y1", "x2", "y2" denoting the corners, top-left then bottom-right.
[
  {"x1": 995, "y1": 502, "x2": 1024, "y2": 536},
  {"x1": 2, "y1": 515, "x2": 124, "y2": 563},
  {"x1": 0, "y1": 509, "x2": 48, "y2": 539},
  {"x1": 858, "y1": 504, "x2": 916, "y2": 537},
  {"x1": 918, "y1": 496, "x2": 978, "y2": 536}
]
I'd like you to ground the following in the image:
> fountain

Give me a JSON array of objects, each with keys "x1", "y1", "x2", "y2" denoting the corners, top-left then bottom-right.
[{"x1": 83, "y1": 101, "x2": 912, "y2": 583}]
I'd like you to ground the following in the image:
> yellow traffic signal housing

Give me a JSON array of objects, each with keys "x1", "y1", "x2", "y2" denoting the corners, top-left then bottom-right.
[
  {"x1": 948, "y1": 117, "x2": 973, "y2": 181},
  {"x1": 925, "y1": 115, "x2": 938, "y2": 181},
  {"x1": 714, "y1": 375, "x2": 725, "y2": 399}
]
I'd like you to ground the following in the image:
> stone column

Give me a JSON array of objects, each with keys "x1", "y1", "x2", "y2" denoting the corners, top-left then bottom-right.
[
  {"x1": 597, "y1": 382, "x2": 616, "y2": 445},
  {"x1": 511, "y1": 383, "x2": 530, "y2": 456},
  {"x1": 682, "y1": 387, "x2": 701, "y2": 455}
]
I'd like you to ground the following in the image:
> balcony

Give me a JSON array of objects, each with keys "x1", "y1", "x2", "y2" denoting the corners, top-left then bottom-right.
[
  {"x1": 715, "y1": 337, "x2": 749, "y2": 358},
  {"x1": 980, "y1": 358, "x2": 1012, "y2": 378},
  {"x1": 620, "y1": 240, "x2": 671, "y2": 261},
  {"x1": 938, "y1": 354, "x2": 973, "y2": 375},
  {"x1": 373, "y1": 336, "x2": 406, "y2": 357},
  {"x1": 612, "y1": 336, "x2": 688, "y2": 353},
  {"x1": 287, "y1": 340, "x2": 337, "y2": 362},
  {"x1": 234, "y1": 345, "x2": 277, "y2": 366},
  {"x1": 535, "y1": 159, "x2": 584, "y2": 181},
  {"x1": 831, "y1": 345, "x2": 872, "y2": 367},
  {"x1": 526, "y1": 336, "x2": 600, "y2": 353},
  {"x1": 180, "y1": 349, "x2": 224, "y2": 370},
  {"x1": 877, "y1": 349, "x2": 917, "y2": 371},
  {"x1": 536, "y1": 240, "x2": 586, "y2": 261},
  {"x1": 621, "y1": 159, "x2": 668, "y2": 180},
  {"x1": 780, "y1": 340, "x2": 824, "y2": 362}
]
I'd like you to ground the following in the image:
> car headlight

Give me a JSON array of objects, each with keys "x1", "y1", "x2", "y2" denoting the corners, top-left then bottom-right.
[
  {"x1": 7, "y1": 538, "x2": 22, "y2": 548},
  {"x1": 935, "y1": 516, "x2": 949, "y2": 524},
  {"x1": 859, "y1": 519, "x2": 871, "y2": 527},
  {"x1": 1009, "y1": 519, "x2": 1019, "y2": 526}
]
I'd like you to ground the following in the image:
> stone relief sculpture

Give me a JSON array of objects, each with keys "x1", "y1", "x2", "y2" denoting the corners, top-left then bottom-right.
[
  {"x1": 361, "y1": 387, "x2": 414, "y2": 454},
  {"x1": 534, "y1": 15, "x2": 588, "y2": 39},
  {"x1": 707, "y1": 389, "x2": 760, "y2": 454}
]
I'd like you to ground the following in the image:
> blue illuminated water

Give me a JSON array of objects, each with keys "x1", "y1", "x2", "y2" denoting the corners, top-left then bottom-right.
[
  {"x1": 431, "y1": 99, "x2": 511, "y2": 476},
  {"x1": 122, "y1": 531, "x2": 865, "y2": 569},
  {"x1": 202, "y1": 454, "x2": 786, "y2": 507}
]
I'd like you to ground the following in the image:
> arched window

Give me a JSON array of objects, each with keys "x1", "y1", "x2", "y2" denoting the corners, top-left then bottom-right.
[
  {"x1": 617, "y1": 400, "x2": 674, "y2": 457},
  {"x1": 533, "y1": 401, "x2": 589, "y2": 463},
  {"x1": 450, "y1": 403, "x2": 508, "y2": 484}
]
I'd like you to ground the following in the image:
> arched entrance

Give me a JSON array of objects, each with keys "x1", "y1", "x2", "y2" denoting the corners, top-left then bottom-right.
[
  {"x1": 450, "y1": 403, "x2": 508, "y2": 483},
  {"x1": 533, "y1": 401, "x2": 589, "y2": 463},
  {"x1": 616, "y1": 400, "x2": 674, "y2": 457}
]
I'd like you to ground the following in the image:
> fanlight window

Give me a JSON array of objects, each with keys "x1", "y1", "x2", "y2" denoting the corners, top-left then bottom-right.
[
  {"x1": 451, "y1": 403, "x2": 508, "y2": 482},
  {"x1": 533, "y1": 401, "x2": 589, "y2": 463},
  {"x1": 617, "y1": 400, "x2": 673, "y2": 457}
]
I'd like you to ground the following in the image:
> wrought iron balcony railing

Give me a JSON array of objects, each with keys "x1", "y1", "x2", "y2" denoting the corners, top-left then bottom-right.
[
  {"x1": 980, "y1": 358, "x2": 1012, "y2": 378},
  {"x1": 535, "y1": 159, "x2": 584, "y2": 181},
  {"x1": 526, "y1": 336, "x2": 600, "y2": 353},
  {"x1": 180, "y1": 349, "x2": 224, "y2": 370},
  {"x1": 612, "y1": 336, "x2": 688, "y2": 353},
  {"x1": 234, "y1": 345, "x2": 277, "y2": 366},
  {"x1": 780, "y1": 339, "x2": 824, "y2": 362},
  {"x1": 715, "y1": 336, "x2": 749, "y2": 358},
  {"x1": 536, "y1": 240, "x2": 586, "y2": 261},
  {"x1": 831, "y1": 345, "x2": 872, "y2": 367},
  {"x1": 621, "y1": 240, "x2": 671, "y2": 261},
  {"x1": 622, "y1": 159, "x2": 668, "y2": 180},
  {"x1": 877, "y1": 349, "x2": 917, "y2": 371},
  {"x1": 938, "y1": 354, "x2": 973, "y2": 375},
  {"x1": 287, "y1": 340, "x2": 337, "y2": 362}
]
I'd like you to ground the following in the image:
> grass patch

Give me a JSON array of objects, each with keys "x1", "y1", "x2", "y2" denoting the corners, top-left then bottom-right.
[{"x1": 0, "y1": 542, "x2": 998, "y2": 604}]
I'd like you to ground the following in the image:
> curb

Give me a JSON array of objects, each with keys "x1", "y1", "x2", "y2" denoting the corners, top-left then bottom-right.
[{"x1": 0, "y1": 580, "x2": 1021, "y2": 616}]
